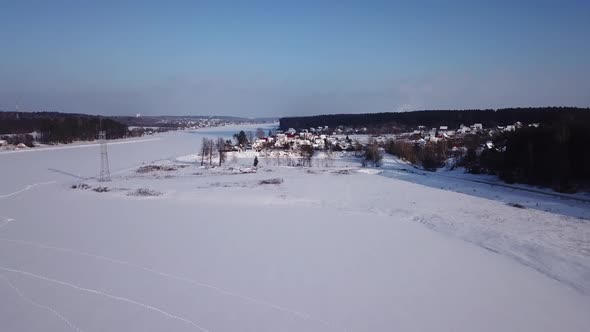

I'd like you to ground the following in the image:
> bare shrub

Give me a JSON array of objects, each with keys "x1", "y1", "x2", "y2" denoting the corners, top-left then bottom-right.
[
  {"x1": 332, "y1": 169, "x2": 351, "y2": 175},
  {"x1": 362, "y1": 145, "x2": 383, "y2": 167},
  {"x1": 71, "y1": 183, "x2": 91, "y2": 190},
  {"x1": 137, "y1": 165, "x2": 178, "y2": 173},
  {"x1": 259, "y1": 178, "x2": 283, "y2": 185},
  {"x1": 507, "y1": 202, "x2": 526, "y2": 209},
  {"x1": 128, "y1": 188, "x2": 163, "y2": 196},
  {"x1": 385, "y1": 139, "x2": 444, "y2": 171}
]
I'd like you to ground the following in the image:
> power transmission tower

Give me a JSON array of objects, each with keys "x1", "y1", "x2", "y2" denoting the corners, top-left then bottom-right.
[{"x1": 98, "y1": 131, "x2": 111, "y2": 182}]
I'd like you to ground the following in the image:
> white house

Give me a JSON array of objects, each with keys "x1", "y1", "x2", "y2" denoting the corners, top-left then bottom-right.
[
  {"x1": 276, "y1": 133, "x2": 287, "y2": 142},
  {"x1": 299, "y1": 131, "x2": 313, "y2": 139},
  {"x1": 458, "y1": 124, "x2": 471, "y2": 134},
  {"x1": 295, "y1": 139, "x2": 312, "y2": 147},
  {"x1": 429, "y1": 136, "x2": 442, "y2": 143}
]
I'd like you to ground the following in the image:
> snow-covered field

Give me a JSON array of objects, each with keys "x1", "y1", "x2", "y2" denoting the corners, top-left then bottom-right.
[{"x1": 1, "y1": 126, "x2": 589, "y2": 331}]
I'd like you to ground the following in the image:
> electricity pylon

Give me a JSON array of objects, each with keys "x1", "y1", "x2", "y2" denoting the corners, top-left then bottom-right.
[{"x1": 98, "y1": 131, "x2": 111, "y2": 182}]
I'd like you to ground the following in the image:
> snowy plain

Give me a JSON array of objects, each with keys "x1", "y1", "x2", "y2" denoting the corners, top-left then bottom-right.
[{"x1": 1, "y1": 125, "x2": 589, "y2": 332}]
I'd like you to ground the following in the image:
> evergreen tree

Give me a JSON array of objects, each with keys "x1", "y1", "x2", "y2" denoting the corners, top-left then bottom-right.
[{"x1": 234, "y1": 131, "x2": 248, "y2": 146}]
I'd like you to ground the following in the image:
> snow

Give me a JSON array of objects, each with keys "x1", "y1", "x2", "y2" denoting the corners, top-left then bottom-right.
[
  {"x1": 1, "y1": 126, "x2": 589, "y2": 331},
  {"x1": 382, "y1": 155, "x2": 590, "y2": 219}
]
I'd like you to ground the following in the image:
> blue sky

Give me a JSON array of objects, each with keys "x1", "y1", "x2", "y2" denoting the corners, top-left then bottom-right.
[{"x1": 1, "y1": 0, "x2": 589, "y2": 117}]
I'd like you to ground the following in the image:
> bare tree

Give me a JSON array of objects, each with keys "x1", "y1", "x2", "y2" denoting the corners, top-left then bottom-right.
[
  {"x1": 324, "y1": 146, "x2": 334, "y2": 167},
  {"x1": 246, "y1": 131, "x2": 254, "y2": 145},
  {"x1": 255, "y1": 128, "x2": 265, "y2": 139},
  {"x1": 200, "y1": 138, "x2": 216, "y2": 166},
  {"x1": 200, "y1": 137, "x2": 210, "y2": 166},
  {"x1": 208, "y1": 139, "x2": 213, "y2": 165},
  {"x1": 353, "y1": 139, "x2": 364, "y2": 158},
  {"x1": 299, "y1": 144, "x2": 314, "y2": 167},
  {"x1": 286, "y1": 155, "x2": 294, "y2": 166},
  {"x1": 216, "y1": 137, "x2": 226, "y2": 166},
  {"x1": 263, "y1": 149, "x2": 271, "y2": 166}
]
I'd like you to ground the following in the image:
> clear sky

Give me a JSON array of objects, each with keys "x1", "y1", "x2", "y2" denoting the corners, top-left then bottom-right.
[{"x1": 1, "y1": 0, "x2": 589, "y2": 117}]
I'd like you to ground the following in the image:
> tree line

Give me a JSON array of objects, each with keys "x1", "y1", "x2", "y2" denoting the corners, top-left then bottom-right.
[
  {"x1": 0, "y1": 112, "x2": 128, "y2": 143},
  {"x1": 279, "y1": 107, "x2": 590, "y2": 132},
  {"x1": 461, "y1": 122, "x2": 590, "y2": 193}
]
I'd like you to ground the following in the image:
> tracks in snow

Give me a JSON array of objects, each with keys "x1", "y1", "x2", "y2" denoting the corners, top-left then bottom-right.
[
  {"x1": 0, "y1": 266, "x2": 210, "y2": 332},
  {"x1": 0, "y1": 217, "x2": 16, "y2": 230},
  {"x1": 0, "y1": 238, "x2": 337, "y2": 331},
  {"x1": 1, "y1": 275, "x2": 84, "y2": 332},
  {"x1": 0, "y1": 181, "x2": 57, "y2": 199}
]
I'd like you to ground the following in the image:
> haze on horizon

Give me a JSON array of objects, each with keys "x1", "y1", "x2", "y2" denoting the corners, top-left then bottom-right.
[{"x1": 1, "y1": 0, "x2": 589, "y2": 118}]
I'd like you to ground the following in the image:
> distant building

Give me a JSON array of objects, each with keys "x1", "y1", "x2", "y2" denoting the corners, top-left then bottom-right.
[{"x1": 458, "y1": 124, "x2": 471, "y2": 134}]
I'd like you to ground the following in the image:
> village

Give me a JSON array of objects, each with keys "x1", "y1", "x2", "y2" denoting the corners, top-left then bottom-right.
[{"x1": 219, "y1": 120, "x2": 536, "y2": 171}]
